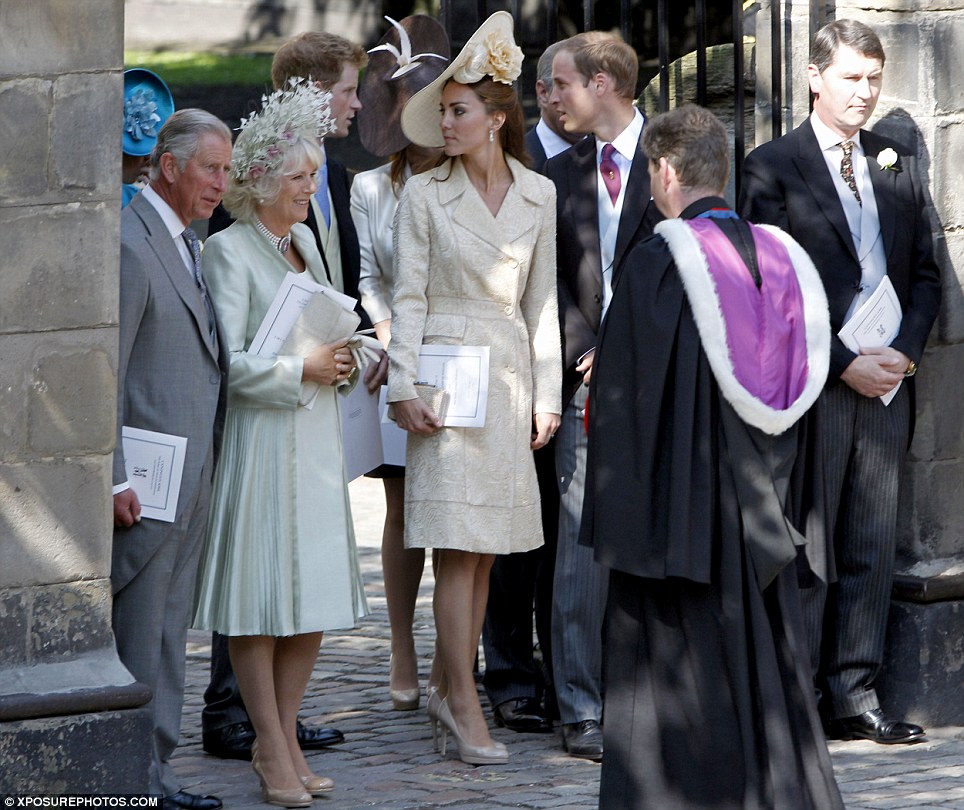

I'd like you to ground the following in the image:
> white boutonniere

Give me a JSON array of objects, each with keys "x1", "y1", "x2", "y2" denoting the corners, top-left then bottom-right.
[{"x1": 876, "y1": 147, "x2": 900, "y2": 172}]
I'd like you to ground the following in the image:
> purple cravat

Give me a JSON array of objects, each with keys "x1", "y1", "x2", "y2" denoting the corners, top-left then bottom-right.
[{"x1": 600, "y1": 143, "x2": 621, "y2": 205}]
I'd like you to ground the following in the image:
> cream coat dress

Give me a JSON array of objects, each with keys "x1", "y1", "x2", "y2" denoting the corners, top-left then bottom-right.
[
  {"x1": 192, "y1": 221, "x2": 368, "y2": 636},
  {"x1": 387, "y1": 156, "x2": 561, "y2": 554}
]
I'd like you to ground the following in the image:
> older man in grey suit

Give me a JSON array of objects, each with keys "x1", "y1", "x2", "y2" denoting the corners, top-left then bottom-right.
[{"x1": 112, "y1": 109, "x2": 231, "y2": 807}]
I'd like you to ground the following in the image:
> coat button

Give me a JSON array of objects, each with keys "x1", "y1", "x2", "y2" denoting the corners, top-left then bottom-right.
[
  {"x1": 504, "y1": 304, "x2": 513, "y2": 314},
  {"x1": 210, "y1": 373, "x2": 220, "y2": 384}
]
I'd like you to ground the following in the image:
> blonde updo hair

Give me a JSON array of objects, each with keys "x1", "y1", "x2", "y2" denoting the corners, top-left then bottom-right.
[{"x1": 222, "y1": 136, "x2": 324, "y2": 222}]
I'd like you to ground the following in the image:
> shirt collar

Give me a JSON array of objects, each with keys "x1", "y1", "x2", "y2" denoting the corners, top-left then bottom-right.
[
  {"x1": 597, "y1": 107, "x2": 644, "y2": 162},
  {"x1": 536, "y1": 117, "x2": 578, "y2": 160},
  {"x1": 680, "y1": 196, "x2": 731, "y2": 220},
  {"x1": 141, "y1": 184, "x2": 190, "y2": 240},
  {"x1": 810, "y1": 111, "x2": 863, "y2": 155}
]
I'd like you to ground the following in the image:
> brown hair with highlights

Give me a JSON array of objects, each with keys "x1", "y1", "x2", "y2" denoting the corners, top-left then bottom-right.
[{"x1": 271, "y1": 32, "x2": 368, "y2": 90}]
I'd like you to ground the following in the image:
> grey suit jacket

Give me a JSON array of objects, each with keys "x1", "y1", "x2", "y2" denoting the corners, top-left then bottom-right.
[{"x1": 111, "y1": 191, "x2": 229, "y2": 591}]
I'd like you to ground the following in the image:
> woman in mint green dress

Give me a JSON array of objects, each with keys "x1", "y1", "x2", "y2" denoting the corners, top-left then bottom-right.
[{"x1": 192, "y1": 82, "x2": 367, "y2": 805}]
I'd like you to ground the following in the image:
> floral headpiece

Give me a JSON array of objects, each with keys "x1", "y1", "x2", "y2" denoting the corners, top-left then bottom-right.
[
  {"x1": 231, "y1": 78, "x2": 336, "y2": 182},
  {"x1": 453, "y1": 29, "x2": 523, "y2": 85},
  {"x1": 124, "y1": 89, "x2": 162, "y2": 143},
  {"x1": 122, "y1": 69, "x2": 174, "y2": 157}
]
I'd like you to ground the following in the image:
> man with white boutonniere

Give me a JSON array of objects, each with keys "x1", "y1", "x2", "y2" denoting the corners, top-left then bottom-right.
[{"x1": 740, "y1": 19, "x2": 941, "y2": 745}]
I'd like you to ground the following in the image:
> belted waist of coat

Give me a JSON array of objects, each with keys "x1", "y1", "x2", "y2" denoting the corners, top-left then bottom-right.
[{"x1": 428, "y1": 296, "x2": 518, "y2": 318}]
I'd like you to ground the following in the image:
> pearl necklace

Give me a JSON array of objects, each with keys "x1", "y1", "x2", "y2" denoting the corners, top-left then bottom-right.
[{"x1": 255, "y1": 219, "x2": 291, "y2": 254}]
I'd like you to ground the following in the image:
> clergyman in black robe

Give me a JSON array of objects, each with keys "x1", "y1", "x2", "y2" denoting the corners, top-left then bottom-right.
[{"x1": 581, "y1": 104, "x2": 844, "y2": 810}]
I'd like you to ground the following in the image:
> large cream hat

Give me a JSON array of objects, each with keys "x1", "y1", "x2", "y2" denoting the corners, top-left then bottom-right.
[{"x1": 400, "y1": 11, "x2": 523, "y2": 148}]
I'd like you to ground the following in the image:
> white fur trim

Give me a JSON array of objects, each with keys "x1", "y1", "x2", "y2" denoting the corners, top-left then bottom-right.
[{"x1": 656, "y1": 218, "x2": 830, "y2": 435}]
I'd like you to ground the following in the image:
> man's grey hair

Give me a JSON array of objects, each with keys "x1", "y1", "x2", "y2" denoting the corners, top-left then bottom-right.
[
  {"x1": 537, "y1": 39, "x2": 570, "y2": 89},
  {"x1": 149, "y1": 108, "x2": 232, "y2": 180}
]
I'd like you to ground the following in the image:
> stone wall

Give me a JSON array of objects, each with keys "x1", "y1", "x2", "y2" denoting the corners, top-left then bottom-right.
[{"x1": 0, "y1": 0, "x2": 152, "y2": 792}]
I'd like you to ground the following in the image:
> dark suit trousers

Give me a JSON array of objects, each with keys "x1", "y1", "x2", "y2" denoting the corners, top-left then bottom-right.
[
  {"x1": 800, "y1": 381, "x2": 910, "y2": 719},
  {"x1": 201, "y1": 632, "x2": 248, "y2": 732},
  {"x1": 482, "y1": 441, "x2": 559, "y2": 708}
]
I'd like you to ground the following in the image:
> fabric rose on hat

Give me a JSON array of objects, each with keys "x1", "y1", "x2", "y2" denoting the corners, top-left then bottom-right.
[{"x1": 455, "y1": 31, "x2": 523, "y2": 85}]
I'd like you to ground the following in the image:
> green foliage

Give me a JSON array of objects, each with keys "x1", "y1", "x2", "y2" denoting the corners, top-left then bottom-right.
[{"x1": 124, "y1": 50, "x2": 272, "y2": 89}]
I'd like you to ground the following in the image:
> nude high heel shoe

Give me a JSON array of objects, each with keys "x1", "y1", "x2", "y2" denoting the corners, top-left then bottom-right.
[
  {"x1": 389, "y1": 654, "x2": 420, "y2": 711},
  {"x1": 426, "y1": 688, "x2": 443, "y2": 752},
  {"x1": 436, "y1": 697, "x2": 509, "y2": 765},
  {"x1": 251, "y1": 740, "x2": 313, "y2": 807},
  {"x1": 301, "y1": 774, "x2": 335, "y2": 796}
]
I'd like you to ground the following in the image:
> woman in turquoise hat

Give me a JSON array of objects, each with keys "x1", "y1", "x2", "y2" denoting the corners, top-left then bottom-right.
[{"x1": 122, "y1": 68, "x2": 175, "y2": 207}]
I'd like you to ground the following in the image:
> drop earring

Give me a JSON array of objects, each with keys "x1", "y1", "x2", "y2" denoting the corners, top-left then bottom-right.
[{"x1": 489, "y1": 129, "x2": 494, "y2": 143}]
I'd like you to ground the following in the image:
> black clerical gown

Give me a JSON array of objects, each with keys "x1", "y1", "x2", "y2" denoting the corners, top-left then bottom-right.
[{"x1": 583, "y1": 198, "x2": 843, "y2": 810}]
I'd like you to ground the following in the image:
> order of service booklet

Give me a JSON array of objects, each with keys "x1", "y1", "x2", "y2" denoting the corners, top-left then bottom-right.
[{"x1": 121, "y1": 426, "x2": 187, "y2": 522}]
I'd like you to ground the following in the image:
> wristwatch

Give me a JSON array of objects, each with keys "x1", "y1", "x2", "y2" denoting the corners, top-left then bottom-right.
[{"x1": 904, "y1": 359, "x2": 918, "y2": 377}]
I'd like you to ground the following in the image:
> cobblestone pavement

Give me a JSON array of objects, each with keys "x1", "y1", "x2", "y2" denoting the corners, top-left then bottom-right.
[{"x1": 173, "y1": 478, "x2": 964, "y2": 809}]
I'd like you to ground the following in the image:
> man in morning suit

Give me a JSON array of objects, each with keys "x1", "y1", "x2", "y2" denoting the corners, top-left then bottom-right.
[
  {"x1": 739, "y1": 19, "x2": 941, "y2": 745},
  {"x1": 543, "y1": 31, "x2": 662, "y2": 759},
  {"x1": 481, "y1": 38, "x2": 585, "y2": 734},
  {"x1": 201, "y1": 31, "x2": 383, "y2": 761},
  {"x1": 112, "y1": 109, "x2": 231, "y2": 808}
]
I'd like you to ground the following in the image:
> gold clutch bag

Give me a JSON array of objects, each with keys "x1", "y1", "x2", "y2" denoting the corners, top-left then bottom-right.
[{"x1": 414, "y1": 383, "x2": 449, "y2": 423}]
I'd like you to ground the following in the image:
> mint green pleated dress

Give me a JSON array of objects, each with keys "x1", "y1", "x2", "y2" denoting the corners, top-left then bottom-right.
[{"x1": 192, "y1": 221, "x2": 368, "y2": 636}]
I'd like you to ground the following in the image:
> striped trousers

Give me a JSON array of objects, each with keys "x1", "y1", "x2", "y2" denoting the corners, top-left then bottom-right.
[
  {"x1": 551, "y1": 385, "x2": 608, "y2": 725},
  {"x1": 800, "y1": 381, "x2": 910, "y2": 718}
]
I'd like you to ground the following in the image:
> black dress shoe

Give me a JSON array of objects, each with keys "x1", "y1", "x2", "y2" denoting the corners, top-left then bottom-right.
[
  {"x1": 562, "y1": 719, "x2": 604, "y2": 760},
  {"x1": 831, "y1": 708, "x2": 925, "y2": 744},
  {"x1": 161, "y1": 791, "x2": 222, "y2": 810},
  {"x1": 203, "y1": 719, "x2": 344, "y2": 760},
  {"x1": 202, "y1": 721, "x2": 256, "y2": 761},
  {"x1": 493, "y1": 697, "x2": 553, "y2": 733},
  {"x1": 297, "y1": 720, "x2": 345, "y2": 749}
]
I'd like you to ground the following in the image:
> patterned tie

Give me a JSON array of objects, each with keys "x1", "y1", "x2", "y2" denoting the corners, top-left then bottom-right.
[
  {"x1": 182, "y1": 227, "x2": 216, "y2": 342},
  {"x1": 839, "y1": 140, "x2": 861, "y2": 205},
  {"x1": 314, "y1": 159, "x2": 331, "y2": 229},
  {"x1": 600, "y1": 143, "x2": 621, "y2": 205}
]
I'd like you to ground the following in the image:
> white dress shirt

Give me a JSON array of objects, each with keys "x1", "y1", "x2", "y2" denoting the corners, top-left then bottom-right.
[
  {"x1": 596, "y1": 108, "x2": 644, "y2": 317},
  {"x1": 810, "y1": 112, "x2": 887, "y2": 320}
]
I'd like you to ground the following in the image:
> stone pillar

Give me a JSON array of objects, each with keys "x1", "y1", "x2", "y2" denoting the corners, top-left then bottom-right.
[{"x1": 0, "y1": 0, "x2": 152, "y2": 792}]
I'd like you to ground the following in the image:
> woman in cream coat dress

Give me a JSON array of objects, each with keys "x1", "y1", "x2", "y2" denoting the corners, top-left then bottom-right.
[{"x1": 388, "y1": 11, "x2": 561, "y2": 767}]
